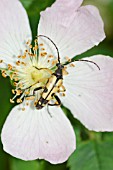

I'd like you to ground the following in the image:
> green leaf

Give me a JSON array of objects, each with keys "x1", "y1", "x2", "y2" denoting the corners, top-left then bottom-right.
[
  {"x1": 68, "y1": 140, "x2": 113, "y2": 170},
  {"x1": 101, "y1": 132, "x2": 113, "y2": 141},
  {"x1": 10, "y1": 158, "x2": 44, "y2": 170},
  {"x1": 0, "y1": 75, "x2": 12, "y2": 169},
  {"x1": 10, "y1": 159, "x2": 67, "y2": 170},
  {"x1": 0, "y1": 148, "x2": 9, "y2": 170},
  {"x1": 0, "y1": 75, "x2": 12, "y2": 131}
]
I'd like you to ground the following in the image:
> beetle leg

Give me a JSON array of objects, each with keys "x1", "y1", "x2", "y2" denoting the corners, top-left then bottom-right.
[
  {"x1": 33, "y1": 87, "x2": 43, "y2": 95},
  {"x1": 48, "y1": 94, "x2": 61, "y2": 106},
  {"x1": 25, "y1": 87, "x2": 43, "y2": 99},
  {"x1": 23, "y1": 78, "x2": 48, "y2": 91},
  {"x1": 47, "y1": 94, "x2": 61, "y2": 118}
]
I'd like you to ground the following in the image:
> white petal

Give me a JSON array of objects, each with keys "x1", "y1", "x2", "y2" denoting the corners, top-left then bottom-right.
[
  {"x1": 1, "y1": 103, "x2": 75, "y2": 164},
  {"x1": 38, "y1": 1, "x2": 105, "y2": 62},
  {"x1": 61, "y1": 55, "x2": 113, "y2": 131},
  {"x1": 0, "y1": 0, "x2": 32, "y2": 67}
]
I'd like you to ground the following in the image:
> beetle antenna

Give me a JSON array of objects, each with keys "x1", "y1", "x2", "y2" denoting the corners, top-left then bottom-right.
[
  {"x1": 78, "y1": 59, "x2": 100, "y2": 70},
  {"x1": 64, "y1": 59, "x2": 100, "y2": 70},
  {"x1": 38, "y1": 35, "x2": 60, "y2": 64}
]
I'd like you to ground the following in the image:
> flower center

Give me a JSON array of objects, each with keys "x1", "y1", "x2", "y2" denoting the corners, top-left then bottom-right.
[
  {"x1": 0, "y1": 39, "x2": 54, "y2": 105},
  {"x1": 0, "y1": 37, "x2": 69, "y2": 110}
]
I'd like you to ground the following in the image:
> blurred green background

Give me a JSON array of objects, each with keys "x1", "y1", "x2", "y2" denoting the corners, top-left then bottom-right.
[{"x1": 0, "y1": 0, "x2": 113, "y2": 169}]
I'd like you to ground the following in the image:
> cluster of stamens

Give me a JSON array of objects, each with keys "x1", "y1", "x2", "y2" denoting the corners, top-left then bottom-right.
[
  {"x1": 0, "y1": 39, "x2": 41, "y2": 108},
  {"x1": 0, "y1": 37, "x2": 74, "y2": 111}
]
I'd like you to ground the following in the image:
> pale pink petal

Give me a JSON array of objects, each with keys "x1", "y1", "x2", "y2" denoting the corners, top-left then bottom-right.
[
  {"x1": 53, "y1": 0, "x2": 83, "y2": 11},
  {"x1": 0, "y1": 0, "x2": 32, "y2": 67},
  {"x1": 60, "y1": 55, "x2": 113, "y2": 131},
  {"x1": 38, "y1": 0, "x2": 105, "y2": 62},
  {"x1": 1, "y1": 103, "x2": 75, "y2": 164}
]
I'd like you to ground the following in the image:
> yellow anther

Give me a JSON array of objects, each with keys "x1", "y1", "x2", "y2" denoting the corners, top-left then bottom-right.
[
  {"x1": 22, "y1": 108, "x2": 25, "y2": 111},
  {"x1": 29, "y1": 45, "x2": 32, "y2": 48},
  {"x1": 1, "y1": 70, "x2": 5, "y2": 73},
  {"x1": 47, "y1": 60, "x2": 50, "y2": 63},
  {"x1": 17, "y1": 98, "x2": 22, "y2": 103},
  {"x1": 21, "y1": 62, "x2": 26, "y2": 66},
  {"x1": 12, "y1": 89, "x2": 15, "y2": 94},
  {"x1": 48, "y1": 55, "x2": 54, "y2": 58},
  {"x1": 13, "y1": 82, "x2": 17, "y2": 86},
  {"x1": 65, "y1": 56, "x2": 71, "y2": 62},
  {"x1": 2, "y1": 73, "x2": 7, "y2": 78},
  {"x1": 62, "y1": 93, "x2": 66, "y2": 97},
  {"x1": 52, "y1": 60, "x2": 58, "y2": 65},
  {"x1": 33, "y1": 45, "x2": 38, "y2": 51},
  {"x1": 40, "y1": 52, "x2": 46, "y2": 57},
  {"x1": 26, "y1": 40, "x2": 31, "y2": 45},
  {"x1": 13, "y1": 72, "x2": 18, "y2": 76},
  {"x1": 25, "y1": 50, "x2": 28, "y2": 53},
  {"x1": 16, "y1": 60, "x2": 21, "y2": 66},
  {"x1": 34, "y1": 101, "x2": 38, "y2": 106},
  {"x1": 34, "y1": 39, "x2": 38, "y2": 43},
  {"x1": 70, "y1": 63, "x2": 75, "y2": 67},
  {"x1": 25, "y1": 91, "x2": 30, "y2": 95},
  {"x1": 26, "y1": 96, "x2": 35, "y2": 100},
  {"x1": 41, "y1": 48, "x2": 45, "y2": 51},
  {"x1": 39, "y1": 43, "x2": 44, "y2": 46},
  {"x1": 28, "y1": 52, "x2": 33, "y2": 57},
  {"x1": 16, "y1": 89, "x2": 22, "y2": 96},
  {"x1": 34, "y1": 45, "x2": 38, "y2": 50},
  {"x1": 14, "y1": 78, "x2": 19, "y2": 81},
  {"x1": 18, "y1": 55, "x2": 21, "y2": 58},
  {"x1": 10, "y1": 99, "x2": 15, "y2": 103},
  {"x1": 22, "y1": 55, "x2": 26, "y2": 59},
  {"x1": 8, "y1": 64, "x2": 13, "y2": 70},
  {"x1": 26, "y1": 102, "x2": 29, "y2": 106}
]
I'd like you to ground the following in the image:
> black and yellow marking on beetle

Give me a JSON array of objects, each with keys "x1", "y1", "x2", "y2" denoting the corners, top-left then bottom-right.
[
  {"x1": 34, "y1": 35, "x2": 65, "y2": 110},
  {"x1": 29, "y1": 35, "x2": 100, "y2": 112}
]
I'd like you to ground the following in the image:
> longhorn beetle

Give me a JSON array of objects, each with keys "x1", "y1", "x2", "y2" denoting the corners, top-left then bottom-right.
[{"x1": 31, "y1": 35, "x2": 100, "y2": 111}]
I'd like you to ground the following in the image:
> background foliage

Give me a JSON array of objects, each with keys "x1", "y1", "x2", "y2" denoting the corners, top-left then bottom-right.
[{"x1": 0, "y1": 0, "x2": 113, "y2": 169}]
